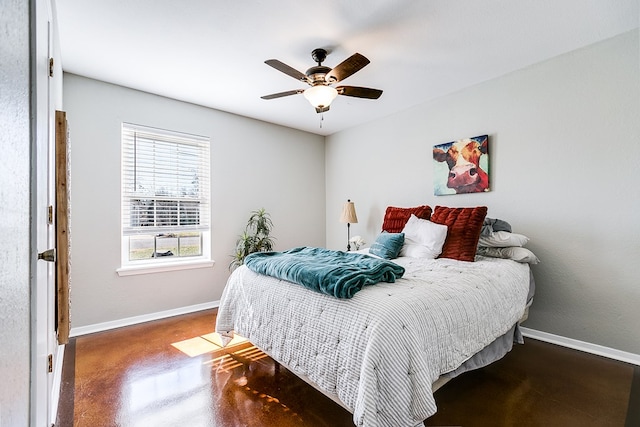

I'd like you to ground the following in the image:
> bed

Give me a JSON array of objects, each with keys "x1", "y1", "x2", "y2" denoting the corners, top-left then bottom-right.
[{"x1": 215, "y1": 205, "x2": 536, "y2": 427}]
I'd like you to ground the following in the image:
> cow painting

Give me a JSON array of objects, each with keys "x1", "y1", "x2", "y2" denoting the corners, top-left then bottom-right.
[{"x1": 433, "y1": 135, "x2": 489, "y2": 195}]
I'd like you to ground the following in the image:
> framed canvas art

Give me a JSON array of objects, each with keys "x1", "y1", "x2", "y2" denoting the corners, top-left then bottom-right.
[{"x1": 433, "y1": 135, "x2": 489, "y2": 196}]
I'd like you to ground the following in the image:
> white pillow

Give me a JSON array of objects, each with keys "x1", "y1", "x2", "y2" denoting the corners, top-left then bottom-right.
[
  {"x1": 477, "y1": 246, "x2": 540, "y2": 264},
  {"x1": 401, "y1": 243, "x2": 437, "y2": 258},
  {"x1": 399, "y1": 214, "x2": 448, "y2": 258},
  {"x1": 478, "y1": 231, "x2": 529, "y2": 248}
]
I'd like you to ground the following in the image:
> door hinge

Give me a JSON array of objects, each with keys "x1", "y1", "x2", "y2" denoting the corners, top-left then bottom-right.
[
  {"x1": 48, "y1": 205, "x2": 53, "y2": 224},
  {"x1": 49, "y1": 57, "x2": 54, "y2": 77},
  {"x1": 48, "y1": 354, "x2": 53, "y2": 373}
]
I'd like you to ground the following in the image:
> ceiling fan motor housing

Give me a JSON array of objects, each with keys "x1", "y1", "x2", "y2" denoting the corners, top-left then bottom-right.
[{"x1": 306, "y1": 65, "x2": 332, "y2": 85}]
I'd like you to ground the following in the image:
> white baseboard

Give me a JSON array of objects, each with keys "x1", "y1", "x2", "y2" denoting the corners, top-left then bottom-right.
[
  {"x1": 69, "y1": 301, "x2": 219, "y2": 337},
  {"x1": 521, "y1": 327, "x2": 640, "y2": 366},
  {"x1": 50, "y1": 343, "x2": 65, "y2": 426}
]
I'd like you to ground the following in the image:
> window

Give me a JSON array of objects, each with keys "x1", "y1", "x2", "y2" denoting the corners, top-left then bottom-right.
[{"x1": 120, "y1": 123, "x2": 210, "y2": 271}]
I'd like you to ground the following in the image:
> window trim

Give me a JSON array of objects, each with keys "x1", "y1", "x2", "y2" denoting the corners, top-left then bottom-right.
[
  {"x1": 120, "y1": 123, "x2": 211, "y2": 270},
  {"x1": 116, "y1": 258, "x2": 215, "y2": 277}
]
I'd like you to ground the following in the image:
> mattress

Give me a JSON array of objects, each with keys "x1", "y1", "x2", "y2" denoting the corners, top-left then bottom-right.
[{"x1": 216, "y1": 253, "x2": 532, "y2": 427}]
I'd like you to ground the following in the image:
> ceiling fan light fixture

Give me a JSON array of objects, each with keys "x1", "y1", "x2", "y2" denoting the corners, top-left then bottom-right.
[{"x1": 303, "y1": 85, "x2": 338, "y2": 110}]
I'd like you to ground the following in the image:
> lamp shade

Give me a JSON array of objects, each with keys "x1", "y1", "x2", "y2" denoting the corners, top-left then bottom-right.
[
  {"x1": 304, "y1": 85, "x2": 338, "y2": 109},
  {"x1": 340, "y1": 199, "x2": 358, "y2": 224}
]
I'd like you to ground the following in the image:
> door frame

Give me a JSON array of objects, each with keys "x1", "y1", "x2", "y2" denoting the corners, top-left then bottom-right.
[{"x1": 31, "y1": 0, "x2": 62, "y2": 424}]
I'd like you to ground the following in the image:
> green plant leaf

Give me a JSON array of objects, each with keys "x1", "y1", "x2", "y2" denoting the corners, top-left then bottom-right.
[{"x1": 229, "y1": 208, "x2": 276, "y2": 271}]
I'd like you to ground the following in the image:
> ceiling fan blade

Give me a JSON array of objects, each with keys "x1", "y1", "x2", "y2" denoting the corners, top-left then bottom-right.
[
  {"x1": 264, "y1": 59, "x2": 311, "y2": 84},
  {"x1": 337, "y1": 86, "x2": 383, "y2": 99},
  {"x1": 325, "y1": 53, "x2": 370, "y2": 83},
  {"x1": 261, "y1": 89, "x2": 304, "y2": 100}
]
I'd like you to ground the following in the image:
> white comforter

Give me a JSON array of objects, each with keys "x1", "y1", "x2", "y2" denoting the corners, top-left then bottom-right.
[{"x1": 216, "y1": 254, "x2": 531, "y2": 427}]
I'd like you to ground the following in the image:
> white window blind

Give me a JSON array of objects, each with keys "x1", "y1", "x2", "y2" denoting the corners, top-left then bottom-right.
[{"x1": 121, "y1": 123, "x2": 210, "y2": 236}]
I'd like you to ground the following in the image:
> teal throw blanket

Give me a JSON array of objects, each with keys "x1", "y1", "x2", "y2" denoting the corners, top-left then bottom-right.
[{"x1": 244, "y1": 247, "x2": 405, "y2": 299}]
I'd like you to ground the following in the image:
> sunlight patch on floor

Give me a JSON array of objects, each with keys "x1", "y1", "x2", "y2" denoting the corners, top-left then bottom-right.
[
  {"x1": 171, "y1": 332, "x2": 248, "y2": 357},
  {"x1": 204, "y1": 344, "x2": 269, "y2": 372},
  {"x1": 171, "y1": 336, "x2": 220, "y2": 357}
]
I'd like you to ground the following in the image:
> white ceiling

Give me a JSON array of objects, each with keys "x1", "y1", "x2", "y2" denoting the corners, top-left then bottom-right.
[{"x1": 55, "y1": 0, "x2": 638, "y2": 136}]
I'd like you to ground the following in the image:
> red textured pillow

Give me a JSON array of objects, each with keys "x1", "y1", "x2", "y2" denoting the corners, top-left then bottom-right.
[
  {"x1": 382, "y1": 205, "x2": 432, "y2": 233},
  {"x1": 431, "y1": 206, "x2": 488, "y2": 262}
]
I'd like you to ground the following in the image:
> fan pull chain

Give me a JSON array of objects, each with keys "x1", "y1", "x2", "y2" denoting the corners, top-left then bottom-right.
[{"x1": 320, "y1": 113, "x2": 324, "y2": 129}]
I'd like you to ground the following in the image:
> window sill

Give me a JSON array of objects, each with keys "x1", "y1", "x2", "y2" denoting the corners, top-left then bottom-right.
[{"x1": 116, "y1": 258, "x2": 215, "y2": 277}]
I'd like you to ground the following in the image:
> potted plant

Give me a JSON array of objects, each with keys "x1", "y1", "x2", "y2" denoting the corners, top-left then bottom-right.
[{"x1": 229, "y1": 208, "x2": 275, "y2": 270}]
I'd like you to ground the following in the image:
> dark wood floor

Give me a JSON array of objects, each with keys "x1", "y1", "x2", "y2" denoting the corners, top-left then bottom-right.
[{"x1": 56, "y1": 309, "x2": 639, "y2": 427}]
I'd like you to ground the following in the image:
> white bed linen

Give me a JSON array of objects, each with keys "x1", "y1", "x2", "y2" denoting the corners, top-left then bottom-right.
[{"x1": 216, "y1": 254, "x2": 531, "y2": 427}]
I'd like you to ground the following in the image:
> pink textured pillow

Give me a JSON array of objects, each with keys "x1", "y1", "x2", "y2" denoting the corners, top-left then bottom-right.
[
  {"x1": 382, "y1": 205, "x2": 432, "y2": 233},
  {"x1": 431, "y1": 206, "x2": 487, "y2": 262}
]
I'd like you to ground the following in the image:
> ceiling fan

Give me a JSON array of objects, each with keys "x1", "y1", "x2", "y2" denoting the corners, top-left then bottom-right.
[{"x1": 261, "y1": 48, "x2": 383, "y2": 113}]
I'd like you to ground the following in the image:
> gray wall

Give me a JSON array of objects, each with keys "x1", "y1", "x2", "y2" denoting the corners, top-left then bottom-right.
[
  {"x1": 63, "y1": 74, "x2": 326, "y2": 328},
  {"x1": 326, "y1": 30, "x2": 640, "y2": 355},
  {"x1": 65, "y1": 30, "x2": 640, "y2": 357},
  {"x1": 0, "y1": 0, "x2": 32, "y2": 425}
]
